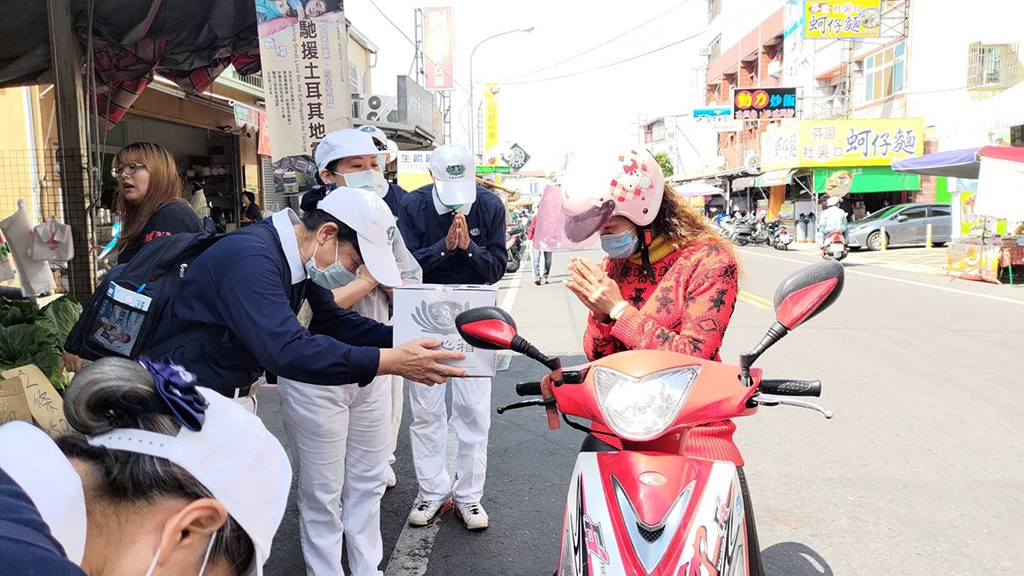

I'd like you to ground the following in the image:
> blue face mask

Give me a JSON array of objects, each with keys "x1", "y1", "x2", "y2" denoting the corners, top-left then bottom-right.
[
  {"x1": 341, "y1": 169, "x2": 388, "y2": 198},
  {"x1": 305, "y1": 240, "x2": 358, "y2": 290},
  {"x1": 600, "y1": 228, "x2": 639, "y2": 259}
]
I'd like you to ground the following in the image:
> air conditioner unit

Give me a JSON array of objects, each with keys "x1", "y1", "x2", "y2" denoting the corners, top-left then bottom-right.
[
  {"x1": 360, "y1": 94, "x2": 397, "y2": 122},
  {"x1": 767, "y1": 60, "x2": 782, "y2": 78},
  {"x1": 698, "y1": 47, "x2": 712, "y2": 57}
]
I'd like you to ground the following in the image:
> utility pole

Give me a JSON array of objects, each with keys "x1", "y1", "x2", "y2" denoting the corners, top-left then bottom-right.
[{"x1": 47, "y1": 0, "x2": 96, "y2": 300}]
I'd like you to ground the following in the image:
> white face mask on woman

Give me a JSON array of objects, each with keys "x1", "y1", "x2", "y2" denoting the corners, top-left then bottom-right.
[
  {"x1": 341, "y1": 169, "x2": 389, "y2": 197},
  {"x1": 142, "y1": 531, "x2": 217, "y2": 576}
]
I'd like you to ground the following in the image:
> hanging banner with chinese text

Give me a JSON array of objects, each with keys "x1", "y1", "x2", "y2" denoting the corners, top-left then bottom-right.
[
  {"x1": 803, "y1": 0, "x2": 881, "y2": 39},
  {"x1": 761, "y1": 118, "x2": 925, "y2": 171},
  {"x1": 423, "y1": 7, "x2": 454, "y2": 91},
  {"x1": 694, "y1": 106, "x2": 743, "y2": 132},
  {"x1": 483, "y1": 83, "x2": 499, "y2": 155},
  {"x1": 732, "y1": 87, "x2": 798, "y2": 120},
  {"x1": 255, "y1": 2, "x2": 352, "y2": 161}
]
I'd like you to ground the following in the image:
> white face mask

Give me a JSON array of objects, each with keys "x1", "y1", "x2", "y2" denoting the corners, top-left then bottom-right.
[
  {"x1": 143, "y1": 531, "x2": 217, "y2": 576},
  {"x1": 342, "y1": 169, "x2": 388, "y2": 198}
]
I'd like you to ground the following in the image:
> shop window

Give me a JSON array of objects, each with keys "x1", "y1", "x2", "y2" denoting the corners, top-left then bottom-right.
[
  {"x1": 710, "y1": 35, "x2": 722, "y2": 61},
  {"x1": 863, "y1": 42, "x2": 905, "y2": 102},
  {"x1": 967, "y1": 42, "x2": 1019, "y2": 89}
]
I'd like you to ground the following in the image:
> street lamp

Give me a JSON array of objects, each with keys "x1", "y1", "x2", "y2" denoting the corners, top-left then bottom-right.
[{"x1": 469, "y1": 26, "x2": 534, "y2": 158}]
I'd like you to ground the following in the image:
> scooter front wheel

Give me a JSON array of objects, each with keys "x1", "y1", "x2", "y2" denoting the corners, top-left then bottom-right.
[{"x1": 738, "y1": 467, "x2": 767, "y2": 576}]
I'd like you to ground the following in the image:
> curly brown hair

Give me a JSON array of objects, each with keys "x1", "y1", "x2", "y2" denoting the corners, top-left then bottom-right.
[{"x1": 648, "y1": 183, "x2": 735, "y2": 254}]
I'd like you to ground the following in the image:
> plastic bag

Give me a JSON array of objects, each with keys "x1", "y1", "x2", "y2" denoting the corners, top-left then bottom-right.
[{"x1": 29, "y1": 216, "x2": 75, "y2": 262}]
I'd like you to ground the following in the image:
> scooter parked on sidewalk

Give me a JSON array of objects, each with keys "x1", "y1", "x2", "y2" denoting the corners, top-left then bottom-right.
[
  {"x1": 821, "y1": 230, "x2": 848, "y2": 261},
  {"x1": 766, "y1": 220, "x2": 793, "y2": 251},
  {"x1": 455, "y1": 261, "x2": 845, "y2": 576},
  {"x1": 505, "y1": 225, "x2": 526, "y2": 274}
]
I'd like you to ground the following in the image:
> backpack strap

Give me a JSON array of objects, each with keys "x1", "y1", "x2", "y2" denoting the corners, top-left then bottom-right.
[{"x1": 146, "y1": 223, "x2": 289, "y2": 360}]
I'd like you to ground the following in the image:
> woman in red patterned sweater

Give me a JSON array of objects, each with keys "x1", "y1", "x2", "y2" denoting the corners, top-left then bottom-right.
[{"x1": 562, "y1": 148, "x2": 741, "y2": 463}]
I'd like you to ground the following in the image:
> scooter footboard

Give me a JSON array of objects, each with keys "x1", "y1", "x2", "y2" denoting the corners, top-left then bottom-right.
[{"x1": 557, "y1": 452, "x2": 750, "y2": 576}]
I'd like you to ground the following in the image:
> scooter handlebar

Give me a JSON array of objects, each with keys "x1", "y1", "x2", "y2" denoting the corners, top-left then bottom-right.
[
  {"x1": 516, "y1": 381, "x2": 543, "y2": 396},
  {"x1": 758, "y1": 379, "x2": 822, "y2": 397}
]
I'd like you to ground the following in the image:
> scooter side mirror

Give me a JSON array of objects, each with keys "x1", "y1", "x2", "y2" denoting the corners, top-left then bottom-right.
[
  {"x1": 456, "y1": 306, "x2": 518, "y2": 350},
  {"x1": 773, "y1": 260, "x2": 845, "y2": 330}
]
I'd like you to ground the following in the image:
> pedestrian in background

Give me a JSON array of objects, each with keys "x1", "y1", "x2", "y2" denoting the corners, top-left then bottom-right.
[
  {"x1": 527, "y1": 213, "x2": 552, "y2": 285},
  {"x1": 241, "y1": 191, "x2": 263, "y2": 226},
  {"x1": 398, "y1": 144, "x2": 507, "y2": 531},
  {"x1": 110, "y1": 142, "x2": 204, "y2": 265}
]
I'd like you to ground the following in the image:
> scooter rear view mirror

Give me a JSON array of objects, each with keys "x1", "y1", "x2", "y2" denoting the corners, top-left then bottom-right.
[
  {"x1": 773, "y1": 260, "x2": 845, "y2": 330},
  {"x1": 456, "y1": 306, "x2": 518, "y2": 350}
]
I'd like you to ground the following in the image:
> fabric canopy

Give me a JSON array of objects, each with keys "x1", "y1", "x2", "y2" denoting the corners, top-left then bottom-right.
[
  {"x1": 674, "y1": 182, "x2": 723, "y2": 197},
  {"x1": 0, "y1": 0, "x2": 261, "y2": 128},
  {"x1": 755, "y1": 169, "x2": 794, "y2": 187},
  {"x1": 892, "y1": 146, "x2": 1024, "y2": 179},
  {"x1": 975, "y1": 153, "x2": 1024, "y2": 221},
  {"x1": 813, "y1": 166, "x2": 920, "y2": 194}
]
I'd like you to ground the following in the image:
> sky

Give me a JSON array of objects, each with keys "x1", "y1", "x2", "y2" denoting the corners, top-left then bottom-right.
[{"x1": 343, "y1": 0, "x2": 713, "y2": 172}]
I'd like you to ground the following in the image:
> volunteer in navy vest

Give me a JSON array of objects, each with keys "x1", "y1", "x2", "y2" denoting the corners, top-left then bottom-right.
[
  {"x1": 114, "y1": 187, "x2": 464, "y2": 413},
  {"x1": 356, "y1": 125, "x2": 415, "y2": 488},
  {"x1": 357, "y1": 125, "x2": 409, "y2": 218},
  {"x1": 276, "y1": 128, "x2": 422, "y2": 576},
  {"x1": 398, "y1": 144, "x2": 507, "y2": 530}
]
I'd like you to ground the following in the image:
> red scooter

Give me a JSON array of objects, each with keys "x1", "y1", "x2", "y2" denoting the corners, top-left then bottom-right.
[
  {"x1": 456, "y1": 261, "x2": 844, "y2": 576},
  {"x1": 822, "y1": 230, "x2": 849, "y2": 261}
]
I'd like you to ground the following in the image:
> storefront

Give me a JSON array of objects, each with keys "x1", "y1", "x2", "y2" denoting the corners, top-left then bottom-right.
[{"x1": 811, "y1": 166, "x2": 920, "y2": 218}]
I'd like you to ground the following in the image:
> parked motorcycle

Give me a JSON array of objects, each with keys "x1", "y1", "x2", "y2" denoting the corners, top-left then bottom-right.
[
  {"x1": 455, "y1": 261, "x2": 845, "y2": 576},
  {"x1": 822, "y1": 230, "x2": 848, "y2": 261},
  {"x1": 733, "y1": 214, "x2": 770, "y2": 247},
  {"x1": 766, "y1": 220, "x2": 794, "y2": 251},
  {"x1": 505, "y1": 225, "x2": 526, "y2": 274}
]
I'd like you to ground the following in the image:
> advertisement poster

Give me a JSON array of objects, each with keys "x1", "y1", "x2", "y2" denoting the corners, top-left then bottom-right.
[
  {"x1": 732, "y1": 87, "x2": 797, "y2": 120},
  {"x1": 397, "y1": 150, "x2": 434, "y2": 193},
  {"x1": 959, "y1": 191, "x2": 1007, "y2": 237},
  {"x1": 255, "y1": 0, "x2": 352, "y2": 161},
  {"x1": 761, "y1": 118, "x2": 925, "y2": 171},
  {"x1": 784, "y1": 0, "x2": 815, "y2": 92},
  {"x1": 423, "y1": 7, "x2": 454, "y2": 91},
  {"x1": 947, "y1": 242, "x2": 1001, "y2": 283},
  {"x1": 803, "y1": 0, "x2": 882, "y2": 39}
]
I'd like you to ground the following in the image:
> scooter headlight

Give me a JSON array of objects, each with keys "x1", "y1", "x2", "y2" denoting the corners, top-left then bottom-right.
[{"x1": 593, "y1": 365, "x2": 700, "y2": 442}]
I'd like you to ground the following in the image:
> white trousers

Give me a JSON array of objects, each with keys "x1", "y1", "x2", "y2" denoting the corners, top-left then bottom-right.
[
  {"x1": 409, "y1": 377, "x2": 491, "y2": 503},
  {"x1": 388, "y1": 375, "x2": 403, "y2": 466},
  {"x1": 278, "y1": 376, "x2": 391, "y2": 576}
]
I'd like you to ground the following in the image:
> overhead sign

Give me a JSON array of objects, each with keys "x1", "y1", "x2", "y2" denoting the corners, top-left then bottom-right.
[
  {"x1": 503, "y1": 143, "x2": 531, "y2": 171},
  {"x1": 423, "y1": 7, "x2": 454, "y2": 90},
  {"x1": 477, "y1": 165, "x2": 511, "y2": 174},
  {"x1": 760, "y1": 118, "x2": 926, "y2": 171},
  {"x1": 694, "y1": 106, "x2": 743, "y2": 132},
  {"x1": 483, "y1": 83, "x2": 500, "y2": 156},
  {"x1": 732, "y1": 87, "x2": 798, "y2": 120},
  {"x1": 804, "y1": 0, "x2": 882, "y2": 39},
  {"x1": 254, "y1": 2, "x2": 351, "y2": 160}
]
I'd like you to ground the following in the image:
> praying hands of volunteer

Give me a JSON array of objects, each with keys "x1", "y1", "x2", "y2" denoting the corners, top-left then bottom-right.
[{"x1": 445, "y1": 212, "x2": 471, "y2": 252}]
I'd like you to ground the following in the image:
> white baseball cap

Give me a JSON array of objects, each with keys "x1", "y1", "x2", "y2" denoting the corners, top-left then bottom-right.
[
  {"x1": 357, "y1": 125, "x2": 388, "y2": 148},
  {"x1": 0, "y1": 421, "x2": 87, "y2": 564},
  {"x1": 87, "y1": 387, "x2": 291, "y2": 576},
  {"x1": 429, "y1": 144, "x2": 477, "y2": 207},
  {"x1": 315, "y1": 129, "x2": 381, "y2": 172},
  {"x1": 319, "y1": 186, "x2": 402, "y2": 287}
]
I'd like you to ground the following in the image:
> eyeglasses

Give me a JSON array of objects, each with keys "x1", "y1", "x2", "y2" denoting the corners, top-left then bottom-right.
[{"x1": 112, "y1": 163, "x2": 145, "y2": 177}]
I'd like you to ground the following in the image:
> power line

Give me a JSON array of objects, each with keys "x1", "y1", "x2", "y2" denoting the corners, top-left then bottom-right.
[
  {"x1": 505, "y1": 0, "x2": 692, "y2": 82},
  {"x1": 366, "y1": 0, "x2": 470, "y2": 96},
  {"x1": 502, "y1": 0, "x2": 787, "y2": 86}
]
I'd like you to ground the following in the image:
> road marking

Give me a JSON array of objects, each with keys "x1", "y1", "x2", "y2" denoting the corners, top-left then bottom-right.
[
  {"x1": 738, "y1": 249, "x2": 1024, "y2": 307},
  {"x1": 385, "y1": 269, "x2": 523, "y2": 576},
  {"x1": 738, "y1": 292, "x2": 772, "y2": 310}
]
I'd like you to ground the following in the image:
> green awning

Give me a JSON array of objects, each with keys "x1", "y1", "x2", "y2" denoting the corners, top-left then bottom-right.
[
  {"x1": 755, "y1": 169, "x2": 794, "y2": 187},
  {"x1": 477, "y1": 165, "x2": 511, "y2": 174},
  {"x1": 812, "y1": 166, "x2": 921, "y2": 194}
]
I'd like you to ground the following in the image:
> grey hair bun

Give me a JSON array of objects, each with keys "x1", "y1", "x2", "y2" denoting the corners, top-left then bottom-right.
[{"x1": 63, "y1": 357, "x2": 178, "y2": 437}]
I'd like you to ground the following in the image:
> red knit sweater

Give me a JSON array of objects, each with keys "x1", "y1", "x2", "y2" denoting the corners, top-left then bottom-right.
[{"x1": 583, "y1": 240, "x2": 743, "y2": 464}]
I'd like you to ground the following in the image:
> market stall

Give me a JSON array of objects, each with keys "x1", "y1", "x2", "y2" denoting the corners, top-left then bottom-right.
[{"x1": 894, "y1": 146, "x2": 1024, "y2": 284}]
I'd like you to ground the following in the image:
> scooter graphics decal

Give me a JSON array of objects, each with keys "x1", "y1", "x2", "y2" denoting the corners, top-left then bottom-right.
[
  {"x1": 569, "y1": 473, "x2": 591, "y2": 576},
  {"x1": 584, "y1": 514, "x2": 611, "y2": 565},
  {"x1": 678, "y1": 485, "x2": 742, "y2": 576}
]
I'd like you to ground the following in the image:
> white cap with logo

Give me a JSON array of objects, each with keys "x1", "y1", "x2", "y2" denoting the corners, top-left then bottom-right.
[
  {"x1": 87, "y1": 387, "x2": 292, "y2": 576},
  {"x1": 318, "y1": 186, "x2": 402, "y2": 287},
  {"x1": 315, "y1": 129, "x2": 381, "y2": 173},
  {"x1": 357, "y1": 125, "x2": 388, "y2": 148},
  {"x1": 429, "y1": 144, "x2": 477, "y2": 208}
]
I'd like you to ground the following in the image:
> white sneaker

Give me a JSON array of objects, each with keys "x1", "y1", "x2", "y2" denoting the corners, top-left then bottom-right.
[
  {"x1": 455, "y1": 501, "x2": 489, "y2": 531},
  {"x1": 385, "y1": 465, "x2": 396, "y2": 489},
  {"x1": 407, "y1": 497, "x2": 452, "y2": 526}
]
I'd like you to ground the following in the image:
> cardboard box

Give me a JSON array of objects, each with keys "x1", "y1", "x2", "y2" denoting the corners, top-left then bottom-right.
[
  {"x1": 0, "y1": 365, "x2": 73, "y2": 438},
  {"x1": 393, "y1": 284, "x2": 499, "y2": 378},
  {"x1": 0, "y1": 377, "x2": 32, "y2": 425}
]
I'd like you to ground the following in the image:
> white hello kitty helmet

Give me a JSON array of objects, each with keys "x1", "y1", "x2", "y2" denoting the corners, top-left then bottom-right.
[{"x1": 562, "y1": 148, "x2": 665, "y2": 241}]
